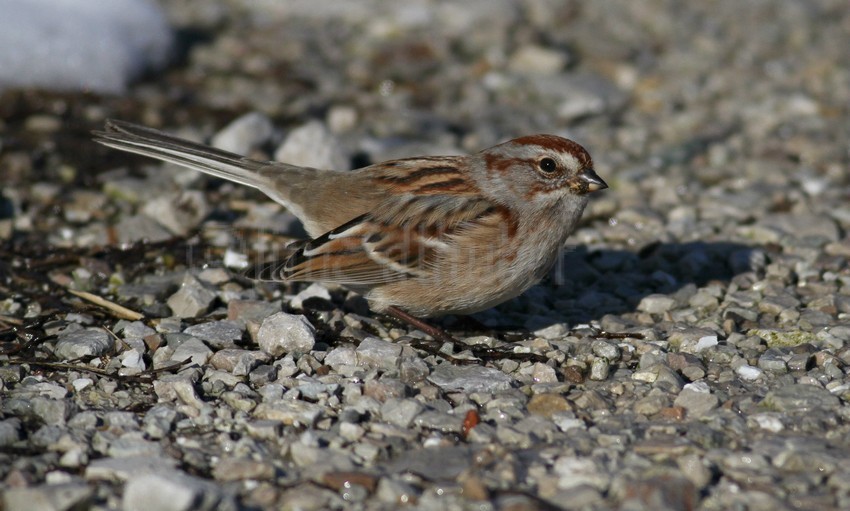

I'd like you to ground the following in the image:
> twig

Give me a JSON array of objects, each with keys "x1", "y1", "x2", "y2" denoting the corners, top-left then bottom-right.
[
  {"x1": 3, "y1": 357, "x2": 192, "y2": 382},
  {"x1": 67, "y1": 289, "x2": 143, "y2": 321},
  {"x1": 0, "y1": 315, "x2": 24, "y2": 326}
]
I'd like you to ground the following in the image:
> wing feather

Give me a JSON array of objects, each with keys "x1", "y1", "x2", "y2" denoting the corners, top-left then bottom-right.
[{"x1": 250, "y1": 194, "x2": 501, "y2": 286}]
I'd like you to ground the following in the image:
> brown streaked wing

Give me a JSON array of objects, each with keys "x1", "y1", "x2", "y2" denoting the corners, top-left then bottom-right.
[{"x1": 256, "y1": 193, "x2": 499, "y2": 286}]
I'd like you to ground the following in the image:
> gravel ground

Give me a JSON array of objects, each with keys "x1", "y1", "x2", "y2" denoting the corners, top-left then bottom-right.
[{"x1": 2, "y1": 1, "x2": 850, "y2": 510}]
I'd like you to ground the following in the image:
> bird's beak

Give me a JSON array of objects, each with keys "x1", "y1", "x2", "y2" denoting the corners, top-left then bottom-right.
[{"x1": 580, "y1": 168, "x2": 608, "y2": 193}]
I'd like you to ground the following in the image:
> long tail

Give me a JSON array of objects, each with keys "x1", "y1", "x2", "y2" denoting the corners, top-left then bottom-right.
[{"x1": 92, "y1": 119, "x2": 272, "y2": 189}]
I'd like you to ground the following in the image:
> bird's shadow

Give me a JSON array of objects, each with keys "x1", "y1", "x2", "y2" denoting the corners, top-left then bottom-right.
[{"x1": 455, "y1": 241, "x2": 760, "y2": 332}]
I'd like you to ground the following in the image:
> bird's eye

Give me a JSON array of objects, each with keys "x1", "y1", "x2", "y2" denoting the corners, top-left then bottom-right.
[{"x1": 538, "y1": 157, "x2": 557, "y2": 173}]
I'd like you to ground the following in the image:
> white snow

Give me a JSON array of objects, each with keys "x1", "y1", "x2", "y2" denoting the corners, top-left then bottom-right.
[{"x1": 0, "y1": 0, "x2": 173, "y2": 94}]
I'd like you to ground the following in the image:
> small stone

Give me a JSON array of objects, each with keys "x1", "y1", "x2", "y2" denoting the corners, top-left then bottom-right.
[
  {"x1": 249, "y1": 364, "x2": 277, "y2": 385},
  {"x1": 29, "y1": 397, "x2": 70, "y2": 425},
  {"x1": 356, "y1": 337, "x2": 402, "y2": 370},
  {"x1": 736, "y1": 364, "x2": 763, "y2": 381},
  {"x1": 13, "y1": 381, "x2": 68, "y2": 400},
  {"x1": 167, "y1": 275, "x2": 217, "y2": 318},
  {"x1": 749, "y1": 329, "x2": 819, "y2": 348},
  {"x1": 3, "y1": 483, "x2": 94, "y2": 511},
  {"x1": 554, "y1": 457, "x2": 606, "y2": 490},
  {"x1": 244, "y1": 420, "x2": 282, "y2": 441},
  {"x1": 749, "y1": 413, "x2": 784, "y2": 433},
  {"x1": 530, "y1": 362, "x2": 558, "y2": 383},
  {"x1": 414, "y1": 410, "x2": 464, "y2": 433},
  {"x1": 274, "y1": 120, "x2": 348, "y2": 171},
  {"x1": 787, "y1": 353, "x2": 814, "y2": 372},
  {"x1": 209, "y1": 348, "x2": 270, "y2": 375},
  {"x1": 380, "y1": 398, "x2": 424, "y2": 428},
  {"x1": 508, "y1": 44, "x2": 568, "y2": 74},
  {"x1": 762, "y1": 384, "x2": 840, "y2": 412},
  {"x1": 256, "y1": 312, "x2": 316, "y2": 356},
  {"x1": 0, "y1": 418, "x2": 21, "y2": 446},
  {"x1": 142, "y1": 191, "x2": 209, "y2": 236},
  {"x1": 254, "y1": 399, "x2": 324, "y2": 427},
  {"x1": 85, "y1": 456, "x2": 178, "y2": 482},
  {"x1": 363, "y1": 378, "x2": 407, "y2": 401},
  {"x1": 143, "y1": 405, "x2": 180, "y2": 439},
  {"x1": 533, "y1": 322, "x2": 569, "y2": 339},
  {"x1": 324, "y1": 346, "x2": 358, "y2": 368},
  {"x1": 115, "y1": 214, "x2": 173, "y2": 244},
  {"x1": 290, "y1": 283, "x2": 333, "y2": 310},
  {"x1": 695, "y1": 335, "x2": 718, "y2": 352},
  {"x1": 637, "y1": 294, "x2": 677, "y2": 314},
  {"x1": 589, "y1": 358, "x2": 610, "y2": 381},
  {"x1": 211, "y1": 111, "x2": 274, "y2": 154},
  {"x1": 527, "y1": 394, "x2": 571, "y2": 418},
  {"x1": 54, "y1": 328, "x2": 114, "y2": 360},
  {"x1": 107, "y1": 436, "x2": 163, "y2": 458},
  {"x1": 123, "y1": 471, "x2": 224, "y2": 511},
  {"x1": 153, "y1": 375, "x2": 206, "y2": 409},
  {"x1": 183, "y1": 320, "x2": 243, "y2": 349},
  {"x1": 591, "y1": 340, "x2": 620, "y2": 360},
  {"x1": 227, "y1": 300, "x2": 280, "y2": 341},
  {"x1": 757, "y1": 351, "x2": 788, "y2": 372},
  {"x1": 170, "y1": 338, "x2": 213, "y2": 366},
  {"x1": 618, "y1": 475, "x2": 698, "y2": 511},
  {"x1": 673, "y1": 384, "x2": 719, "y2": 418},
  {"x1": 759, "y1": 213, "x2": 839, "y2": 243},
  {"x1": 326, "y1": 105, "x2": 358, "y2": 133},
  {"x1": 104, "y1": 411, "x2": 140, "y2": 431},
  {"x1": 212, "y1": 457, "x2": 275, "y2": 482},
  {"x1": 427, "y1": 364, "x2": 514, "y2": 393},
  {"x1": 120, "y1": 349, "x2": 145, "y2": 370}
]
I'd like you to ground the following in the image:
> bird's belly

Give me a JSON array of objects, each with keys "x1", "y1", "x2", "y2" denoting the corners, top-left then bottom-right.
[{"x1": 365, "y1": 262, "x2": 544, "y2": 317}]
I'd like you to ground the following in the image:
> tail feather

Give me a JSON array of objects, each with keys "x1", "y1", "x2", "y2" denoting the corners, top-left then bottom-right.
[{"x1": 92, "y1": 119, "x2": 271, "y2": 189}]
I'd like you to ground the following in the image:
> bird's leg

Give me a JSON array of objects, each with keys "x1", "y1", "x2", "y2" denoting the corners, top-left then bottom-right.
[{"x1": 384, "y1": 306, "x2": 457, "y2": 343}]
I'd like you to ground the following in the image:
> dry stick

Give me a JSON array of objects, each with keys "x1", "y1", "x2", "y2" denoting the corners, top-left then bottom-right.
[
  {"x1": 385, "y1": 305, "x2": 457, "y2": 343},
  {"x1": 0, "y1": 314, "x2": 24, "y2": 326},
  {"x1": 67, "y1": 289, "x2": 143, "y2": 321},
  {"x1": 7, "y1": 357, "x2": 192, "y2": 382}
]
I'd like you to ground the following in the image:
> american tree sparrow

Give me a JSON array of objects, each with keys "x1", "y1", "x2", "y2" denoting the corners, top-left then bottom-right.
[{"x1": 94, "y1": 120, "x2": 607, "y2": 338}]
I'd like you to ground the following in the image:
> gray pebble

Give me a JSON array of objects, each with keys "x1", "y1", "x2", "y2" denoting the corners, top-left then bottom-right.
[
  {"x1": 762, "y1": 384, "x2": 840, "y2": 412},
  {"x1": 184, "y1": 320, "x2": 244, "y2": 349},
  {"x1": 123, "y1": 471, "x2": 226, "y2": 511},
  {"x1": 427, "y1": 364, "x2": 514, "y2": 393},
  {"x1": 274, "y1": 120, "x2": 348, "y2": 171},
  {"x1": 256, "y1": 312, "x2": 316, "y2": 356},
  {"x1": 673, "y1": 383, "x2": 719, "y2": 418},
  {"x1": 141, "y1": 191, "x2": 209, "y2": 236},
  {"x1": 167, "y1": 275, "x2": 217, "y2": 318},
  {"x1": 637, "y1": 294, "x2": 677, "y2": 314},
  {"x1": 211, "y1": 111, "x2": 273, "y2": 154},
  {"x1": 170, "y1": 337, "x2": 213, "y2": 366},
  {"x1": 379, "y1": 398, "x2": 424, "y2": 428},
  {"x1": 54, "y1": 328, "x2": 114, "y2": 360},
  {"x1": 3, "y1": 483, "x2": 93, "y2": 511},
  {"x1": 356, "y1": 337, "x2": 402, "y2": 370},
  {"x1": 85, "y1": 456, "x2": 178, "y2": 482},
  {"x1": 0, "y1": 418, "x2": 21, "y2": 446},
  {"x1": 253, "y1": 400, "x2": 324, "y2": 426}
]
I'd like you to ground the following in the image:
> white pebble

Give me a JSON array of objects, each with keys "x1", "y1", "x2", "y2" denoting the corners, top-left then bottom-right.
[
  {"x1": 71, "y1": 378, "x2": 94, "y2": 392},
  {"x1": 682, "y1": 381, "x2": 711, "y2": 394},
  {"x1": 751, "y1": 413, "x2": 784, "y2": 432},
  {"x1": 695, "y1": 335, "x2": 719, "y2": 352},
  {"x1": 274, "y1": 120, "x2": 348, "y2": 171},
  {"x1": 736, "y1": 364, "x2": 763, "y2": 381},
  {"x1": 211, "y1": 112, "x2": 274, "y2": 154}
]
